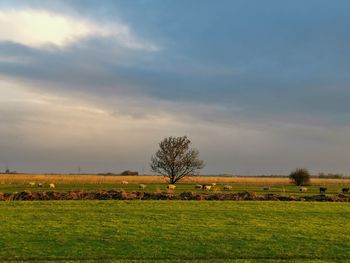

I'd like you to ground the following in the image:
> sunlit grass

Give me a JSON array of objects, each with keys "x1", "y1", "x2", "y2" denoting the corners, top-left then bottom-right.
[{"x1": 0, "y1": 201, "x2": 349, "y2": 262}]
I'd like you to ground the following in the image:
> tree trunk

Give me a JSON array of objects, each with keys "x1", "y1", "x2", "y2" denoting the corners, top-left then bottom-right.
[{"x1": 170, "y1": 176, "x2": 176, "y2": 184}]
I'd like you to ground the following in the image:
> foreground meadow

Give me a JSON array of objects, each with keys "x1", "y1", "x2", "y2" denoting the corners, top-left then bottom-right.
[{"x1": 0, "y1": 201, "x2": 349, "y2": 262}]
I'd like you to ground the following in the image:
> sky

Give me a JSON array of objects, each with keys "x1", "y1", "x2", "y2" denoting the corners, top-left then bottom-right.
[{"x1": 0, "y1": 0, "x2": 350, "y2": 175}]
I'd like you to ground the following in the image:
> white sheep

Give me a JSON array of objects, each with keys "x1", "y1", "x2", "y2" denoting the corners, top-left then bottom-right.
[
  {"x1": 38, "y1": 183, "x2": 43, "y2": 188},
  {"x1": 299, "y1": 187, "x2": 308, "y2": 192},
  {"x1": 49, "y1": 183, "x2": 55, "y2": 189},
  {"x1": 121, "y1": 181, "x2": 129, "y2": 185},
  {"x1": 29, "y1": 182, "x2": 35, "y2": 187},
  {"x1": 139, "y1": 184, "x2": 146, "y2": 189},
  {"x1": 194, "y1": 184, "x2": 202, "y2": 189},
  {"x1": 203, "y1": 185, "x2": 212, "y2": 191},
  {"x1": 167, "y1": 185, "x2": 176, "y2": 190},
  {"x1": 263, "y1": 186, "x2": 270, "y2": 191},
  {"x1": 223, "y1": 185, "x2": 232, "y2": 191}
]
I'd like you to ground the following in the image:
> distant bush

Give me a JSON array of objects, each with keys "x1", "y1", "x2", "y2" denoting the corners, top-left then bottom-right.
[
  {"x1": 97, "y1": 172, "x2": 117, "y2": 176},
  {"x1": 289, "y1": 168, "x2": 311, "y2": 186},
  {"x1": 120, "y1": 170, "x2": 139, "y2": 176},
  {"x1": 4, "y1": 169, "x2": 17, "y2": 174}
]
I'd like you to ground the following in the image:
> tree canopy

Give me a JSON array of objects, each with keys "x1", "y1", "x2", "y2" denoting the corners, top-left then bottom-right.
[{"x1": 150, "y1": 136, "x2": 205, "y2": 184}]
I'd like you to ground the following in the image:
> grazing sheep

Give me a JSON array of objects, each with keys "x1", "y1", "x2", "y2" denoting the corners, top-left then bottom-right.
[
  {"x1": 202, "y1": 185, "x2": 212, "y2": 191},
  {"x1": 223, "y1": 185, "x2": 232, "y2": 191},
  {"x1": 167, "y1": 185, "x2": 176, "y2": 190},
  {"x1": 139, "y1": 184, "x2": 146, "y2": 189},
  {"x1": 299, "y1": 187, "x2": 308, "y2": 192},
  {"x1": 49, "y1": 183, "x2": 55, "y2": 189},
  {"x1": 320, "y1": 187, "x2": 327, "y2": 194},
  {"x1": 29, "y1": 182, "x2": 35, "y2": 187},
  {"x1": 211, "y1": 182, "x2": 217, "y2": 186},
  {"x1": 263, "y1": 186, "x2": 270, "y2": 191},
  {"x1": 121, "y1": 181, "x2": 129, "y2": 185},
  {"x1": 37, "y1": 183, "x2": 43, "y2": 188},
  {"x1": 342, "y1": 188, "x2": 349, "y2": 194},
  {"x1": 194, "y1": 184, "x2": 202, "y2": 189}
]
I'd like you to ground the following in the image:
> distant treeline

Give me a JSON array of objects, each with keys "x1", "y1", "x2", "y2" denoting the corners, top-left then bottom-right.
[
  {"x1": 316, "y1": 173, "x2": 345, "y2": 179},
  {"x1": 200, "y1": 174, "x2": 349, "y2": 178},
  {"x1": 97, "y1": 170, "x2": 139, "y2": 176},
  {"x1": 1, "y1": 171, "x2": 348, "y2": 178}
]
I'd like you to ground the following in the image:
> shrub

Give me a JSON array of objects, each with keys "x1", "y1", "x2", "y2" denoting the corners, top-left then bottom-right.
[
  {"x1": 289, "y1": 168, "x2": 311, "y2": 186},
  {"x1": 120, "y1": 170, "x2": 139, "y2": 176}
]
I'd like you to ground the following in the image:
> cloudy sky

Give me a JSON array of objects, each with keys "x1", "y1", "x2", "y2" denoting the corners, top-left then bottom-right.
[{"x1": 0, "y1": 0, "x2": 349, "y2": 175}]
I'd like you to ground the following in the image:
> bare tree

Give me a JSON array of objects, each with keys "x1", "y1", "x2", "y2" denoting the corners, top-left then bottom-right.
[{"x1": 150, "y1": 136, "x2": 205, "y2": 184}]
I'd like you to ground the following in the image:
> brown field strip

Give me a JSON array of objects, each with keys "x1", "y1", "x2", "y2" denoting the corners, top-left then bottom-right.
[{"x1": 0, "y1": 174, "x2": 350, "y2": 185}]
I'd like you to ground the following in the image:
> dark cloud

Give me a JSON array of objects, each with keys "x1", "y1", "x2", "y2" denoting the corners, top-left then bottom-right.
[{"x1": 1, "y1": 1, "x2": 350, "y2": 173}]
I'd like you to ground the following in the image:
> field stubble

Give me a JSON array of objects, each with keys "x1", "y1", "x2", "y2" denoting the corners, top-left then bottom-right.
[{"x1": 1, "y1": 174, "x2": 350, "y2": 184}]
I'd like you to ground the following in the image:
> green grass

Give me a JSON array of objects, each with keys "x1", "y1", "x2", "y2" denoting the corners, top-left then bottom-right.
[
  {"x1": 1, "y1": 182, "x2": 350, "y2": 196},
  {"x1": 0, "y1": 201, "x2": 349, "y2": 262}
]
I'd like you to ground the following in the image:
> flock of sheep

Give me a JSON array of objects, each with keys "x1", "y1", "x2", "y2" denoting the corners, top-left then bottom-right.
[
  {"x1": 121, "y1": 181, "x2": 350, "y2": 194},
  {"x1": 28, "y1": 182, "x2": 55, "y2": 188},
  {"x1": 193, "y1": 183, "x2": 232, "y2": 191},
  {"x1": 122, "y1": 182, "x2": 230, "y2": 191},
  {"x1": 122, "y1": 181, "x2": 175, "y2": 190},
  {"x1": 260, "y1": 186, "x2": 349, "y2": 194},
  {"x1": 297, "y1": 186, "x2": 349, "y2": 194},
  {"x1": 26, "y1": 180, "x2": 350, "y2": 194}
]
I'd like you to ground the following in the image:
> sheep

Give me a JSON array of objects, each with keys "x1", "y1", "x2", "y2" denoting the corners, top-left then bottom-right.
[
  {"x1": 223, "y1": 185, "x2": 232, "y2": 191},
  {"x1": 194, "y1": 184, "x2": 202, "y2": 189},
  {"x1": 320, "y1": 187, "x2": 327, "y2": 194},
  {"x1": 49, "y1": 183, "x2": 55, "y2": 189},
  {"x1": 202, "y1": 185, "x2": 212, "y2": 191},
  {"x1": 211, "y1": 182, "x2": 217, "y2": 186},
  {"x1": 342, "y1": 188, "x2": 349, "y2": 194},
  {"x1": 37, "y1": 183, "x2": 43, "y2": 188},
  {"x1": 29, "y1": 182, "x2": 35, "y2": 187},
  {"x1": 121, "y1": 181, "x2": 129, "y2": 185},
  {"x1": 263, "y1": 186, "x2": 270, "y2": 191},
  {"x1": 139, "y1": 184, "x2": 146, "y2": 189},
  {"x1": 299, "y1": 187, "x2": 308, "y2": 192},
  {"x1": 167, "y1": 185, "x2": 176, "y2": 190}
]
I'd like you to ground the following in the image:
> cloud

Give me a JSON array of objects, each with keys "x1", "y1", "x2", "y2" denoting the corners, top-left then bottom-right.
[
  {"x1": 1, "y1": 78, "x2": 350, "y2": 175},
  {"x1": 1, "y1": 1, "x2": 350, "y2": 174},
  {"x1": 0, "y1": 9, "x2": 159, "y2": 51}
]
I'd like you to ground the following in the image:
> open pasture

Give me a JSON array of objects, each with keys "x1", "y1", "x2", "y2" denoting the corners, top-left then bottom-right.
[
  {"x1": 0, "y1": 201, "x2": 349, "y2": 262},
  {"x1": 0, "y1": 174, "x2": 350, "y2": 196}
]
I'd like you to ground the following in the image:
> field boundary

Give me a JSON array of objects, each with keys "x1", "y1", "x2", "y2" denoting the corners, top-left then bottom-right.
[
  {"x1": 1, "y1": 255, "x2": 349, "y2": 262},
  {"x1": 1, "y1": 190, "x2": 350, "y2": 202}
]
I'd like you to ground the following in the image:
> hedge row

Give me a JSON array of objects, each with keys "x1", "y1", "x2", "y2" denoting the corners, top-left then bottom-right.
[{"x1": 0, "y1": 190, "x2": 350, "y2": 202}]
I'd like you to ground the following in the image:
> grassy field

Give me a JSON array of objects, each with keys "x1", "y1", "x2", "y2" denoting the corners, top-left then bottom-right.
[
  {"x1": 0, "y1": 174, "x2": 350, "y2": 196},
  {"x1": 0, "y1": 201, "x2": 349, "y2": 262}
]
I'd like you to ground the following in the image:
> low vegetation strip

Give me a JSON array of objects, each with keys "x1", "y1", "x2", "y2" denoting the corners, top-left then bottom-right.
[
  {"x1": 1, "y1": 190, "x2": 350, "y2": 201},
  {"x1": 0, "y1": 201, "x2": 349, "y2": 262}
]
